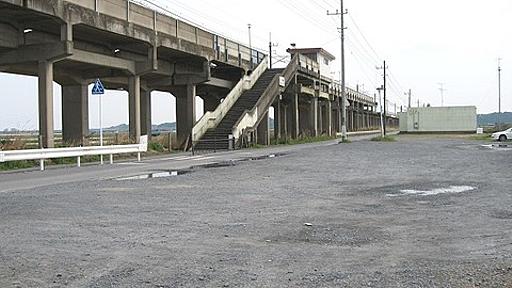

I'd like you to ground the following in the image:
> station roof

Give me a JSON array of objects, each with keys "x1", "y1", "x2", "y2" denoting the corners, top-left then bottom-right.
[{"x1": 286, "y1": 48, "x2": 336, "y2": 61}]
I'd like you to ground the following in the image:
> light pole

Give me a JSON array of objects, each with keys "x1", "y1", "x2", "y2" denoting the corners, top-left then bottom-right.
[
  {"x1": 248, "y1": 24, "x2": 252, "y2": 69},
  {"x1": 498, "y1": 58, "x2": 502, "y2": 129},
  {"x1": 438, "y1": 83, "x2": 446, "y2": 107},
  {"x1": 269, "y1": 32, "x2": 278, "y2": 69}
]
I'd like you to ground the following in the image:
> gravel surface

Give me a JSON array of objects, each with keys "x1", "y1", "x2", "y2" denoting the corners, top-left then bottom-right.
[{"x1": 1, "y1": 135, "x2": 511, "y2": 287}]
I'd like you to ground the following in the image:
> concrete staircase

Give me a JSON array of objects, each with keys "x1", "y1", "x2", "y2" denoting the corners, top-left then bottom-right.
[{"x1": 194, "y1": 69, "x2": 284, "y2": 150}]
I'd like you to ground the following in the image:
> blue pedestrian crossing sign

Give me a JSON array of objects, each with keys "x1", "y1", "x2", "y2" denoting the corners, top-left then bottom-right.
[{"x1": 92, "y1": 78, "x2": 105, "y2": 95}]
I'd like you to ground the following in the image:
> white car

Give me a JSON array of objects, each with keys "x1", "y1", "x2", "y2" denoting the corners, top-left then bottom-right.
[{"x1": 492, "y1": 128, "x2": 512, "y2": 142}]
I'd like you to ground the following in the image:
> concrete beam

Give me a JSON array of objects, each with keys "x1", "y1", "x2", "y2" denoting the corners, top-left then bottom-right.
[
  {"x1": 203, "y1": 77, "x2": 235, "y2": 89},
  {"x1": 69, "y1": 49, "x2": 136, "y2": 74},
  {"x1": 0, "y1": 41, "x2": 73, "y2": 65},
  {"x1": 62, "y1": 84, "x2": 89, "y2": 146}
]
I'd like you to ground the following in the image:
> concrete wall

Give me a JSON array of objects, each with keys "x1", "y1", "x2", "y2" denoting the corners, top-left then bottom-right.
[
  {"x1": 318, "y1": 54, "x2": 331, "y2": 77},
  {"x1": 399, "y1": 106, "x2": 477, "y2": 133}
]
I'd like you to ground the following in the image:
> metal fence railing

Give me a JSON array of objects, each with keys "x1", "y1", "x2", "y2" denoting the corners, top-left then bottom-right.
[{"x1": 0, "y1": 136, "x2": 148, "y2": 171}]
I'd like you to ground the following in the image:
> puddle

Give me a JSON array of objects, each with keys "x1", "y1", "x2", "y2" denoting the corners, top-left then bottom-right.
[
  {"x1": 114, "y1": 153, "x2": 286, "y2": 181},
  {"x1": 116, "y1": 170, "x2": 188, "y2": 181},
  {"x1": 387, "y1": 185, "x2": 476, "y2": 197},
  {"x1": 480, "y1": 144, "x2": 512, "y2": 151}
]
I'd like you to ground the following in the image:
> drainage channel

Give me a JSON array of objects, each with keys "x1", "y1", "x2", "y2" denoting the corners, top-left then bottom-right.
[{"x1": 115, "y1": 153, "x2": 287, "y2": 181}]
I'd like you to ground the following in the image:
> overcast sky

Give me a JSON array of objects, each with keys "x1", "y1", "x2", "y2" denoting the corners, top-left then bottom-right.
[{"x1": 1, "y1": 0, "x2": 511, "y2": 130}]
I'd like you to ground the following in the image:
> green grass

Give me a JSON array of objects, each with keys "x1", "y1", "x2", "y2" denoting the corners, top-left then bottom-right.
[
  {"x1": 467, "y1": 134, "x2": 492, "y2": 141},
  {"x1": 370, "y1": 135, "x2": 397, "y2": 142},
  {"x1": 149, "y1": 141, "x2": 165, "y2": 152},
  {"x1": 273, "y1": 135, "x2": 337, "y2": 146},
  {"x1": 0, "y1": 160, "x2": 37, "y2": 171}
]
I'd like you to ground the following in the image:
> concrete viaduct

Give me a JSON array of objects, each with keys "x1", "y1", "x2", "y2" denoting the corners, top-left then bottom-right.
[{"x1": 0, "y1": 0, "x2": 397, "y2": 151}]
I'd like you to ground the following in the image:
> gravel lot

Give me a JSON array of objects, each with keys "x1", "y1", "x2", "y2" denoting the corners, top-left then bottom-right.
[{"x1": 1, "y1": 135, "x2": 511, "y2": 287}]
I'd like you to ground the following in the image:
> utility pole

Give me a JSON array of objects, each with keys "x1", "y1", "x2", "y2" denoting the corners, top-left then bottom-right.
[
  {"x1": 498, "y1": 58, "x2": 502, "y2": 129},
  {"x1": 405, "y1": 89, "x2": 412, "y2": 108},
  {"x1": 377, "y1": 86, "x2": 384, "y2": 137},
  {"x1": 377, "y1": 61, "x2": 387, "y2": 135},
  {"x1": 327, "y1": 0, "x2": 348, "y2": 141},
  {"x1": 269, "y1": 32, "x2": 278, "y2": 69},
  {"x1": 438, "y1": 83, "x2": 446, "y2": 107}
]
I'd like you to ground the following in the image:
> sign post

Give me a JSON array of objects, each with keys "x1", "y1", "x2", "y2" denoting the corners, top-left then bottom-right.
[{"x1": 92, "y1": 79, "x2": 105, "y2": 164}]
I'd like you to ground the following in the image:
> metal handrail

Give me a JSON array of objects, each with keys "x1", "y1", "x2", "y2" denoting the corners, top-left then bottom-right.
[{"x1": 232, "y1": 54, "x2": 300, "y2": 142}]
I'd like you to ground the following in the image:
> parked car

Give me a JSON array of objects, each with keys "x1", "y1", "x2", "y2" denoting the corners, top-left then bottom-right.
[{"x1": 492, "y1": 128, "x2": 512, "y2": 142}]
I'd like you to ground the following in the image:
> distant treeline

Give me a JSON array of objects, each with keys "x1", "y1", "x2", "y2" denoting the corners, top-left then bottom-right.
[{"x1": 478, "y1": 112, "x2": 512, "y2": 126}]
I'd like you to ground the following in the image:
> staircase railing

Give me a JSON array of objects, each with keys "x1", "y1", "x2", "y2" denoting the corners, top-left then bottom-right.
[
  {"x1": 232, "y1": 54, "x2": 300, "y2": 141},
  {"x1": 192, "y1": 57, "x2": 269, "y2": 143}
]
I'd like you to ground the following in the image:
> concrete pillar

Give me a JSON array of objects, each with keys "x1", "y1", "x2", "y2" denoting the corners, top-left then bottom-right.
[
  {"x1": 332, "y1": 102, "x2": 339, "y2": 136},
  {"x1": 274, "y1": 99, "x2": 282, "y2": 141},
  {"x1": 291, "y1": 90, "x2": 299, "y2": 139},
  {"x1": 141, "y1": 89, "x2": 152, "y2": 137},
  {"x1": 256, "y1": 111, "x2": 269, "y2": 145},
  {"x1": 318, "y1": 101, "x2": 323, "y2": 135},
  {"x1": 203, "y1": 96, "x2": 220, "y2": 113},
  {"x1": 350, "y1": 102, "x2": 356, "y2": 131},
  {"x1": 129, "y1": 76, "x2": 141, "y2": 143},
  {"x1": 173, "y1": 84, "x2": 196, "y2": 149},
  {"x1": 326, "y1": 100, "x2": 332, "y2": 136},
  {"x1": 38, "y1": 61, "x2": 54, "y2": 148},
  {"x1": 310, "y1": 97, "x2": 318, "y2": 137},
  {"x1": 282, "y1": 104, "x2": 288, "y2": 141},
  {"x1": 62, "y1": 84, "x2": 89, "y2": 146}
]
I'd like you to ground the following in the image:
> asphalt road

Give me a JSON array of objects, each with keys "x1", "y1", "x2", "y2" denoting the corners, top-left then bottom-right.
[{"x1": 1, "y1": 134, "x2": 511, "y2": 287}]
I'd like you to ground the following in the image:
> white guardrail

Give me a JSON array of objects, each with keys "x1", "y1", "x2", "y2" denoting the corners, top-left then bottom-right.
[{"x1": 0, "y1": 136, "x2": 148, "y2": 171}]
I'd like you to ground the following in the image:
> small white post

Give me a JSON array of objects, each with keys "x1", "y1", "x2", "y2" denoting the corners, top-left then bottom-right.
[
  {"x1": 77, "y1": 156, "x2": 81, "y2": 168},
  {"x1": 40, "y1": 159, "x2": 44, "y2": 171},
  {"x1": 110, "y1": 154, "x2": 114, "y2": 164},
  {"x1": 137, "y1": 152, "x2": 141, "y2": 162},
  {"x1": 99, "y1": 91, "x2": 104, "y2": 165},
  {"x1": 228, "y1": 134, "x2": 234, "y2": 150}
]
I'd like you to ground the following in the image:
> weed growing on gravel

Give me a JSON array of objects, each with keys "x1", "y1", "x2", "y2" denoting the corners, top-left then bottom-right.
[
  {"x1": 371, "y1": 135, "x2": 397, "y2": 142},
  {"x1": 467, "y1": 134, "x2": 492, "y2": 141}
]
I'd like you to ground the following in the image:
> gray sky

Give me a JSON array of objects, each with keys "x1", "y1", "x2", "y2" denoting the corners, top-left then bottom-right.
[{"x1": 1, "y1": 0, "x2": 511, "y2": 130}]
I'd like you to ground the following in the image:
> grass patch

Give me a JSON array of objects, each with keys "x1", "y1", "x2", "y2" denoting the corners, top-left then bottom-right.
[
  {"x1": 0, "y1": 160, "x2": 37, "y2": 171},
  {"x1": 370, "y1": 135, "x2": 397, "y2": 142},
  {"x1": 273, "y1": 135, "x2": 337, "y2": 146},
  {"x1": 467, "y1": 134, "x2": 492, "y2": 141},
  {"x1": 149, "y1": 141, "x2": 165, "y2": 152},
  {"x1": 249, "y1": 144, "x2": 267, "y2": 149}
]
